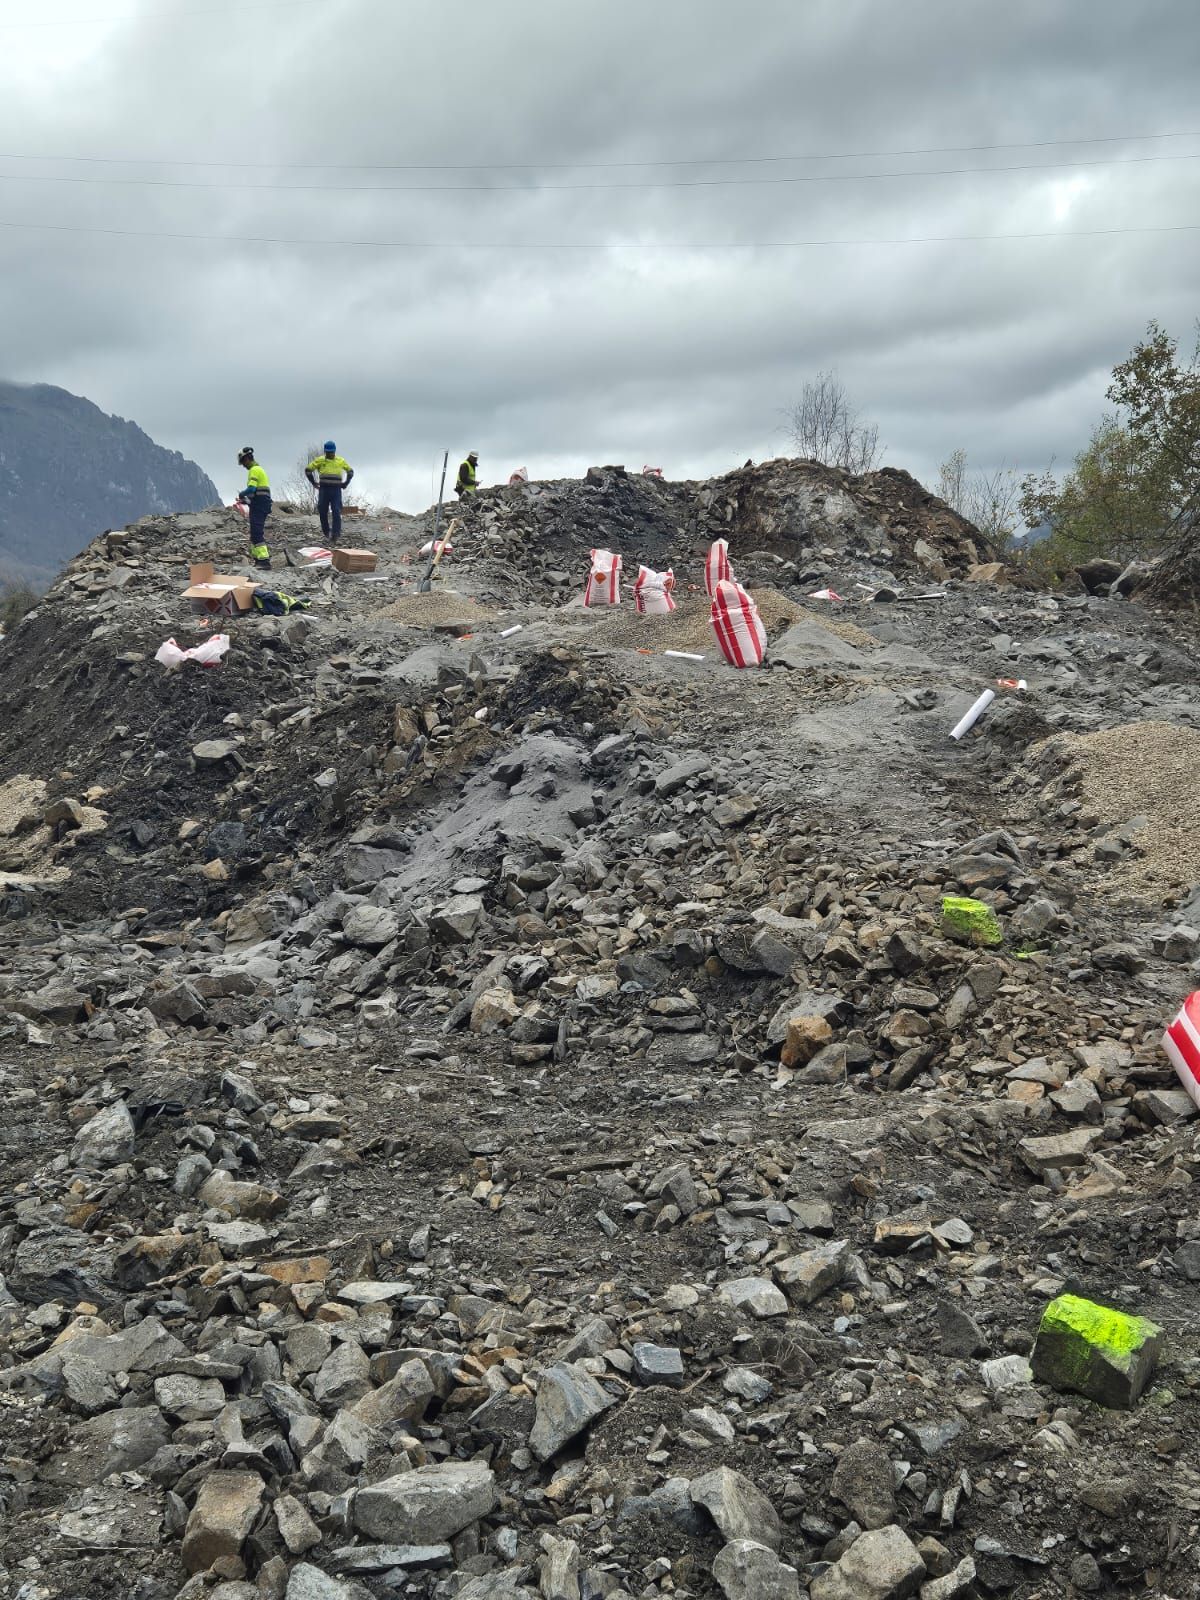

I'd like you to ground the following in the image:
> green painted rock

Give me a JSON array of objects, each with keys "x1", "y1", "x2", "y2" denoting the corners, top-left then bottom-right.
[
  {"x1": 940, "y1": 896, "x2": 1002, "y2": 947},
  {"x1": 1031, "y1": 1293, "x2": 1161, "y2": 1408}
]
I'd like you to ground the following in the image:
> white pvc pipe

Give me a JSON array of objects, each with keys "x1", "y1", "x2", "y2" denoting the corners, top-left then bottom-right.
[
  {"x1": 950, "y1": 689, "x2": 996, "y2": 741},
  {"x1": 499, "y1": 625, "x2": 523, "y2": 638},
  {"x1": 664, "y1": 650, "x2": 705, "y2": 660}
]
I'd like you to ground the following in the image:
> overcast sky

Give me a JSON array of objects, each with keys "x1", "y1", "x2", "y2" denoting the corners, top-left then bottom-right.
[{"x1": 1, "y1": 0, "x2": 1196, "y2": 511}]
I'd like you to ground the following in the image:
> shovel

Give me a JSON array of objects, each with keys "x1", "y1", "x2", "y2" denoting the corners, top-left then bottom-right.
[
  {"x1": 418, "y1": 518, "x2": 461, "y2": 593},
  {"x1": 418, "y1": 450, "x2": 449, "y2": 594}
]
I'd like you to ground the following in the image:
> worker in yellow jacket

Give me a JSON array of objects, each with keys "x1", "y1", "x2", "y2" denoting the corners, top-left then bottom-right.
[
  {"x1": 456, "y1": 451, "x2": 479, "y2": 502},
  {"x1": 236, "y1": 446, "x2": 272, "y2": 569},
  {"x1": 305, "y1": 441, "x2": 355, "y2": 542}
]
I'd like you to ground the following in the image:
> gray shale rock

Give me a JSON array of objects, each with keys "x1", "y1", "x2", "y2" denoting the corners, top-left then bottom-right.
[
  {"x1": 529, "y1": 1362, "x2": 616, "y2": 1460},
  {"x1": 810, "y1": 1525, "x2": 926, "y2": 1600},
  {"x1": 353, "y1": 1460, "x2": 497, "y2": 1543},
  {"x1": 831, "y1": 1438, "x2": 897, "y2": 1530},
  {"x1": 70, "y1": 1099, "x2": 135, "y2": 1168},
  {"x1": 713, "y1": 1539, "x2": 802, "y2": 1600},
  {"x1": 690, "y1": 1466, "x2": 782, "y2": 1551}
]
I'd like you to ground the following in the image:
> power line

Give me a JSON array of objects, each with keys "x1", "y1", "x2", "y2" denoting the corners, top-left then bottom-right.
[
  {"x1": 0, "y1": 0, "x2": 322, "y2": 25},
  {"x1": 0, "y1": 151, "x2": 1197, "y2": 197},
  {"x1": 4, "y1": 128, "x2": 1198, "y2": 174},
  {"x1": 0, "y1": 215, "x2": 1195, "y2": 251}
]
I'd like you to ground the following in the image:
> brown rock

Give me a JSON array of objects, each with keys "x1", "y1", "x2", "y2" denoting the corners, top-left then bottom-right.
[
  {"x1": 781, "y1": 1015, "x2": 833, "y2": 1068},
  {"x1": 181, "y1": 1472, "x2": 265, "y2": 1573}
]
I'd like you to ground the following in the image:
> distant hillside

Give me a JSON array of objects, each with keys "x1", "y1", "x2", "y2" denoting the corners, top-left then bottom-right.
[{"x1": 0, "y1": 382, "x2": 218, "y2": 590}]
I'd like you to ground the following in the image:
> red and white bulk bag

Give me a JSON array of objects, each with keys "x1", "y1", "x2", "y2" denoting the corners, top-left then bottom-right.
[
  {"x1": 705, "y1": 538, "x2": 731, "y2": 598},
  {"x1": 418, "y1": 537, "x2": 454, "y2": 557},
  {"x1": 1163, "y1": 992, "x2": 1200, "y2": 1111},
  {"x1": 711, "y1": 579, "x2": 766, "y2": 668},
  {"x1": 508, "y1": 467, "x2": 530, "y2": 484},
  {"x1": 642, "y1": 465, "x2": 664, "y2": 478},
  {"x1": 634, "y1": 565, "x2": 676, "y2": 615},
  {"x1": 298, "y1": 546, "x2": 333, "y2": 567},
  {"x1": 584, "y1": 548, "x2": 622, "y2": 607}
]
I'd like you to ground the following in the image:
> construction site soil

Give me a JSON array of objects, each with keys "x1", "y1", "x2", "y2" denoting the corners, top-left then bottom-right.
[{"x1": 1, "y1": 459, "x2": 1199, "y2": 1600}]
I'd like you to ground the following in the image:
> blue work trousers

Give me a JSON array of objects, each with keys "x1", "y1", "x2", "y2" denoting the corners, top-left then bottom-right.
[
  {"x1": 248, "y1": 493, "x2": 272, "y2": 562},
  {"x1": 318, "y1": 482, "x2": 343, "y2": 539}
]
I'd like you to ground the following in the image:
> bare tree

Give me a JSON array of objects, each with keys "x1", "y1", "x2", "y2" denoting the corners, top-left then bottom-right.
[
  {"x1": 787, "y1": 371, "x2": 882, "y2": 473},
  {"x1": 937, "y1": 448, "x2": 969, "y2": 514},
  {"x1": 937, "y1": 449, "x2": 1021, "y2": 548}
]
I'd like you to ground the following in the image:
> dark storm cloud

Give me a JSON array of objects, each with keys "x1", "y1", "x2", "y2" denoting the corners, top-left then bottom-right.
[{"x1": 0, "y1": 0, "x2": 1196, "y2": 508}]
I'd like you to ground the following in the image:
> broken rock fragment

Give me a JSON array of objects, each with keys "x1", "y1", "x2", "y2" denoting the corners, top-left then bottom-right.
[
  {"x1": 1017, "y1": 1128, "x2": 1100, "y2": 1175},
  {"x1": 718, "y1": 1275, "x2": 788, "y2": 1318},
  {"x1": 70, "y1": 1099, "x2": 135, "y2": 1168},
  {"x1": 776, "y1": 1239, "x2": 849, "y2": 1305},
  {"x1": 181, "y1": 1470, "x2": 265, "y2": 1573},
  {"x1": 831, "y1": 1438, "x2": 897, "y2": 1530},
  {"x1": 199, "y1": 1170, "x2": 285, "y2": 1219},
  {"x1": 529, "y1": 1361, "x2": 616, "y2": 1460},
  {"x1": 690, "y1": 1465, "x2": 782, "y2": 1550},
  {"x1": 286, "y1": 1565, "x2": 363, "y2": 1600},
  {"x1": 1031, "y1": 1293, "x2": 1161, "y2": 1408},
  {"x1": 810, "y1": 1525, "x2": 926, "y2": 1600},
  {"x1": 780, "y1": 1014, "x2": 834, "y2": 1067},
  {"x1": 713, "y1": 1539, "x2": 801, "y2": 1600},
  {"x1": 353, "y1": 1459, "x2": 497, "y2": 1543}
]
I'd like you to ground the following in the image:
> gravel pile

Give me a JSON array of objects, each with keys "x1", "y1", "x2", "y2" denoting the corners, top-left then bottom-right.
[
  {"x1": 1047, "y1": 720, "x2": 1200, "y2": 893},
  {"x1": 377, "y1": 591, "x2": 496, "y2": 626}
]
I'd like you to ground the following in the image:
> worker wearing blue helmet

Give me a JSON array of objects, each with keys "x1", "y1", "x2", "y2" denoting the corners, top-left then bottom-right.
[{"x1": 305, "y1": 440, "x2": 355, "y2": 542}]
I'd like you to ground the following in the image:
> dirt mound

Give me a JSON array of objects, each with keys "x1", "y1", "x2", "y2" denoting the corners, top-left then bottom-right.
[{"x1": 462, "y1": 457, "x2": 989, "y2": 599}]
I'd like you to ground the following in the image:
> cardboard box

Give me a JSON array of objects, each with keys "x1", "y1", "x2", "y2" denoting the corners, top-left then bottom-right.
[
  {"x1": 182, "y1": 563, "x2": 258, "y2": 615},
  {"x1": 331, "y1": 547, "x2": 378, "y2": 574}
]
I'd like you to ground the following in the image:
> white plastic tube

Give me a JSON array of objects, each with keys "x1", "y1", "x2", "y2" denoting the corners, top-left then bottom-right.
[
  {"x1": 664, "y1": 650, "x2": 705, "y2": 660},
  {"x1": 499, "y1": 624, "x2": 523, "y2": 638},
  {"x1": 949, "y1": 689, "x2": 996, "y2": 741}
]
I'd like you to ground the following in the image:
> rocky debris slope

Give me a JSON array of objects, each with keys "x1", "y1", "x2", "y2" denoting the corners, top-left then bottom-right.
[
  {"x1": 450, "y1": 460, "x2": 991, "y2": 608},
  {"x1": 0, "y1": 459, "x2": 1199, "y2": 1600}
]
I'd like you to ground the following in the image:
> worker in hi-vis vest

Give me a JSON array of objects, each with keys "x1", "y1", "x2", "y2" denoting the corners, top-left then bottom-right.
[
  {"x1": 305, "y1": 441, "x2": 355, "y2": 542},
  {"x1": 455, "y1": 450, "x2": 479, "y2": 501},
  {"x1": 235, "y1": 446, "x2": 272, "y2": 569}
]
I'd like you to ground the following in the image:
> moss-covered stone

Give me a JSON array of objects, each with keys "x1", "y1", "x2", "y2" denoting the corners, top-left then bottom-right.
[
  {"x1": 1031, "y1": 1293, "x2": 1161, "y2": 1408},
  {"x1": 940, "y1": 895, "x2": 1002, "y2": 948}
]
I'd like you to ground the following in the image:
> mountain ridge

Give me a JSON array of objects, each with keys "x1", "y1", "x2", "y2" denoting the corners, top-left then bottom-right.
[{"x1": 0, "y1": 380, "x2": 218, "y2": 590}]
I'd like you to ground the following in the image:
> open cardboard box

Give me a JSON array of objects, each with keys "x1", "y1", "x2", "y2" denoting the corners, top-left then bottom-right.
[
  {"x1": 331, "y1": 548, "x2": 378, "y2": 574},
  {"x1": 183, "y1": 562, "x2": 258, "y2": 616}
]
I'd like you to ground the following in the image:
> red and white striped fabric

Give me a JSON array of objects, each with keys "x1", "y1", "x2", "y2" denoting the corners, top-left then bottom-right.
[
  {"x1": 584, "y1": 548, "x2": 622, "y2": 607},
  {"x1": 634, "y1": 565, "x2": 676, "y2": 615},
  {"x1": 231, "y1": 500, "x2": 249, "y2": 521},
  {"x1": 508, "y1": 467, "x2": 529, "y2": 484},
  {"x1": 642, "y1": 465, "x2": 664, "y2": 478},
  {"x1": 1163, "y1": 992, "x2": 1200, "y2": 1111},
  {"x1": 298, "y1": 546, "x2": 333, "y2": 567},
  {"x1": 711, "y1": 579, "x2": 766, "y2": 668},
  {"x1": 418, "y1": 538, "x2": 454, "y2": 557},
  {"x1": 705, "y1": 538, "x2": 731, "y2": 598}
]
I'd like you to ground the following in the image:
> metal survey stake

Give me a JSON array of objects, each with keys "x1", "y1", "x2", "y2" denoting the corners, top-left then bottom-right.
[{"x1": 418, "y1": 449, "x2": 449, "y2": 594}]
